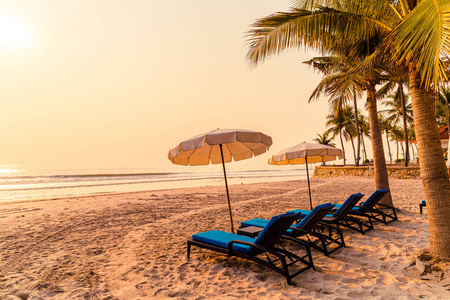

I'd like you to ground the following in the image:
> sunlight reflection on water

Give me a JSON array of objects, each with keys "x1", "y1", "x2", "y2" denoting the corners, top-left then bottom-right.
[{"x1": 0, "y1": 166, "x2": 310, "y2": 202}]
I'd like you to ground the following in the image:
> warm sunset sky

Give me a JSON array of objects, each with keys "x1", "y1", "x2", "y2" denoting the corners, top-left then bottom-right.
[{"x1": 0, "y1": 0, "x2": 371, "y2": 173}]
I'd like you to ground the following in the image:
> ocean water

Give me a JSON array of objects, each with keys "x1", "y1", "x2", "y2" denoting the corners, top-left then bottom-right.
[{"x1": 0, "y1": 165, "x2": 310, "y2": 202}]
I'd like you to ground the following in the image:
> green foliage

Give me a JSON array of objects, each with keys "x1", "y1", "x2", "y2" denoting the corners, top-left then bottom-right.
[
  {"x1": 436, "y1": 86, "x2": 450, "y2": 126},
  {"x1": 313, "y1": 132, "x2": 336, "y2": 147}
]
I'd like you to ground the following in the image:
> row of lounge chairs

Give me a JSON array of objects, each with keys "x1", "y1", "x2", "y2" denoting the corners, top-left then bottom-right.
[{"x1": 187, "y1": 189, "x2": 398, "y2": 285}]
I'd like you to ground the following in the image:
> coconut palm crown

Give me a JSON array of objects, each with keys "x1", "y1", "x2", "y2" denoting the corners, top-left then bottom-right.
[{"x1": 246, "y1": 0, "x2": 450, "y2": 260}]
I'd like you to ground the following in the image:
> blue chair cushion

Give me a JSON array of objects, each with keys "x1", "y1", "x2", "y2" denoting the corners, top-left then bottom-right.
[
  {"x1": 287, "y1": 205, "x2": 336, "y2": 218},
  {"x1": 332, "y1": 203, "x2": 362, "y2": 212},
  {"x1": 333, "y1": 190, "x2": 386, "y2": 211},
  {"x1": 295, "y1": 203, "x2": 334, "y2": 227},
  {"x1": 361, "y1": 189, "x2": 387, "y2": 207},
  {"x1": 241, "y1": 218, "x2": 296, "y2": 235},
  {"x1": 241, "y1": 205, "x2": 333, "y2": 237},
  {"x1": 192, "y1": 230, "x2": 256, "y2": 254},
  {"x1": 334, "y1": 193, "x2": 363, "y2": 214},
  {"x1": 286, "y1": 209, "x2": 310, "y2": 217},
  {"x1": 240, "y1": 218, "x2": 270, "y2": 228},
  {"x1": 239, "y1": 212, "x2": 296, "y2": 237},
  {"x1": 253, "y1": 212, "x2": 295, "y2": 243},
  {"x1": 421, "y1": 200, "x2": 426, "y2": 205}
]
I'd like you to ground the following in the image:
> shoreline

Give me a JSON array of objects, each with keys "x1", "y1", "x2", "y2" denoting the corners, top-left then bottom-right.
[
  {"x1": 0, "y1": 170, "x2": 307, "y2": 203},
  {"x1": 1, "y1": 177, "x2": 449, "y2": 299}
]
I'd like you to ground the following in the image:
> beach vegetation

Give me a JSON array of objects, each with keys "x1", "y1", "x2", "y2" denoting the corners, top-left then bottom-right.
[
  {"x1": 246, "y1": 0, "x2": 450, "y2": 260},
  {"x1": 325, "y1": 109, "x2": 349, "y2": 165},
  {"x1": 246, "y1": 0, "x2": 394, "y2": 205},
  {"x1": 314, "y1": 131, "x2": 336, "y2": 165},
  {"x1": 313, "y1": 131, "x2": 336, "y2": 147},
  {"x1": 304, "y1": 56, "x2": 363, "y2": 166},
  {"x1": 358, "y1": 115, "x2": 371, "y2": 162},
  {"x1": 391, "y1": 125, "x2": 408, "y2": 161},
  {"x1": 378, "y1": 77, "x2": 413, "y2": 166},
  {"x1": 437, "y1": 86, "x2": 450, "y2": 127},
  {"x1": 378, "y1": 114, "x2": 395, "y2": 163}
]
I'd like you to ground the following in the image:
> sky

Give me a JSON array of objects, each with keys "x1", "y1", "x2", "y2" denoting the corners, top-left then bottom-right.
[{"x1": 0, "y1": 0, "x2": 377, "y2": 173}]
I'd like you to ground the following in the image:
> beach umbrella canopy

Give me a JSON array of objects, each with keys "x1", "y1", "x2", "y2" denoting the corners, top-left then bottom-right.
[
  {"x1": 168, "y1": 128, "x2": 273, "y2": 233},
  {"x1": 269, "y1": 142, "x2": 343, "y2": 209}
]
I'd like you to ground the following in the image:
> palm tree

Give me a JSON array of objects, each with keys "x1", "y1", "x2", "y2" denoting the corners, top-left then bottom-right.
[
  {"x1": 341, "y1": 107, "x2": 359, "y2": 164},
  {"x1": 378, "y1": 113, "x2": 398, "y2": 164},
  {"x1": 390, "y1": 125, "x2": 405, "y2": 161},
  {"x1": 383, "y1": 0, "x2": 450, "y2": 259},
  {"x1": 246, "y1": 0, "x2": 450, "y2": 259},
  {"x1": 314, "y1": 131, "x2": 336, "y2": 165},
  {"x1": 325, "y1": 109, "x2": 348, "y2": 166},
  {"x1": 246, "y1": 0, "x2": 394, "y2": 206},
  {"x1": 380, "y1": 85, "x2": 413, "y2": 166},
  {"x1": 378, "y1": 114, "x2": 394, "y2": 164},
  {"x1": 408, "y1": 126, "x2": 417, "y2": 163},
  {"x1": 314, "y1": 131, "x2": 336, "y2": 147},
  {"x1": 358, "y1": 115, "x2": 371, "y2": 162},
  {"x1": 304, "y1": 56, "x2": 363, "y2": 166}
]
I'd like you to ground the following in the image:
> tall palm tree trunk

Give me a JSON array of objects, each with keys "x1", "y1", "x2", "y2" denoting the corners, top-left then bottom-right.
[
  {"x1": 339, "y1": 130, "x2": 346, "y2": 166},
  {"x1": 396, "y1": 142, "x2": 399, "y2": 160},
  {"x1": 367, "y1": 84, "x2": 392, "y2": 205},
  {"x1": 401, "y1": 143, "x2": 405, "y2": 160},
  {"x1": 361, "y1": 131, "x2": 368, "y2": 161},
  {"x1": 350, "y1": 137, "x2": 357, "y2": 164},
  {"x1": 385, "y1": 130, "x2": 393, "y2": 163},
  {"x1": 354, "y1": 93, "x2": 361, "y2": 166},
  {"x1": 399, "y1": 84, "x2": 409, "y2": 167},
  {"x1": 409, "y1": 67, "x2": 450, "y2": 260}
]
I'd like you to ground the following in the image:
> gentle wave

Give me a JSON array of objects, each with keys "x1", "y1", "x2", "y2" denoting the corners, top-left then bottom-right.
[
  {"x1": 0, "y1": 172, "x2": 178, "y2": 180},
  {"x1": 1, "y1": 176, "x2": 225, "y2": 191},
  {"x1": 0, "y1": 168, "x2": 310, "y2": 202}
]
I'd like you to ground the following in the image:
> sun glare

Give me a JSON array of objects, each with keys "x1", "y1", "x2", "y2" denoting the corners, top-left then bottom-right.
[{"x1": 0, "y1": 15, "x2": 32, "y2": 49}]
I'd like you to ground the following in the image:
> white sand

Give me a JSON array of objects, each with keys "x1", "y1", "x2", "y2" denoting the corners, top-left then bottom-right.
[{"x1": 0, "y1": 177, "x2": 449, "y2": 299}]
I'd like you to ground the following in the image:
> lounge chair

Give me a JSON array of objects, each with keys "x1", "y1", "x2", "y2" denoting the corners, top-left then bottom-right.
[
  {"x1": 187, "y1": 212, "x2": 314, "y2": 285},
  {"x1": 364, "y1": 190, "x2": 398, "y2": 224},
  {"x1": 420, "y1": 200, "x2": 426, "y2": 214},
  {"x1": 330, "y1": 189, "x2": 390, "y2": 234},
  {"x1": 288, "y1": 193, "x2": 364, "y2": 235},
  {"x1": 240, "y1": 203, "x2": 345, "y2": 256}
]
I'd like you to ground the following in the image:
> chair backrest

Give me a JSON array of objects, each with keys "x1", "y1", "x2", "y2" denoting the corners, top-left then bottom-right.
[
  {"x1": 294, "y1": 203, "x2": 334, "y2": 232},
  {"x1": 333, "y1": 193, "x2": 364, "y2": 220},
  {"x1": 251, "y1": 212, "x2": 300, "y2": 252},
  {"x1": 360, "y1": 189, "x2": 389, "y2": 211}
]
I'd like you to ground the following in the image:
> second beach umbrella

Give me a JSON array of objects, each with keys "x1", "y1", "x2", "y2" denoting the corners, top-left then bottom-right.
[
  {"x1": 269, "y1": 142, "x2": 343, "y2": 210},
  {"x1": 168, "y1": 128, "x2": 273, "y2": 233}
]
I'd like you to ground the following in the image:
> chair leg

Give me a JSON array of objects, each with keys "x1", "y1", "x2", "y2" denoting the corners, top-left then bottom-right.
[
  {"x1": 187, "y1": 241, "x2": 191, "y2": 259},
  {"x1": 306, "y1": 247, "x2": 315, "y2": 271}
]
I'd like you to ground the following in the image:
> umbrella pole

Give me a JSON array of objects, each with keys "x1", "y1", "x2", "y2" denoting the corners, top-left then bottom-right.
[
  {"x1": 305, "y1": 156, "x2": 313, "y2": 210},
  {"x1": 219, "y1": 144, "x2": 235, "y2": 233}
]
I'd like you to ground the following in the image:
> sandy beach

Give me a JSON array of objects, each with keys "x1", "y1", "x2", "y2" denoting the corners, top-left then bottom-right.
[{"x1": 0, "y1": 177, "x2": 449, "y2": 299}]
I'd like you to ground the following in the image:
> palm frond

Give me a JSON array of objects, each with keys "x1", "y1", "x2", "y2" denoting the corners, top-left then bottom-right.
[
  {"x1": 246, "y1": 6, "x2": 392, "y2": 66},
  {"x1": 382, "y1": 0, "x2": 450, "y2": 88}
]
